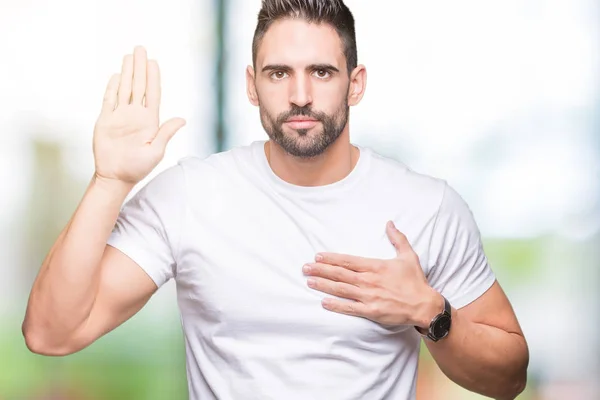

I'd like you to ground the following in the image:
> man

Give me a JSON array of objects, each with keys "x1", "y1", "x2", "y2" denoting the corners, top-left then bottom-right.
[{"x1": 22, "y1": 0, "x2": 529, "y2": 399}]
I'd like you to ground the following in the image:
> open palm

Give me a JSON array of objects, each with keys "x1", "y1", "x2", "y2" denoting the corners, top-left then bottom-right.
[{"x1": 93, "y1": 46, "x2": 186, "y2": 185}]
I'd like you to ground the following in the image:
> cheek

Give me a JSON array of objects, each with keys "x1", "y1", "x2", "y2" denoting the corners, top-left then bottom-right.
[
  {"x1": 257, "y1": 83, "x2": 287, "y2": 108},
  {"x1": 259, "y1": 98, "x2": 283, "y2": 117},
  {"x1": 313, "y1": 83, "x2": 348, "y2": 112},
  {"x1": 257, "y1": 95, "x2": 286, "y2": 123},
  {"x1": 258, "y1": 80, "x2": 288, "y2": 100}
]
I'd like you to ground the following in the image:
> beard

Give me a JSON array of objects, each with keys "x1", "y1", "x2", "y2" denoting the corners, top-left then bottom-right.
[{"x1": 258, "y1": 97, "x2": 349, "y2": 159}]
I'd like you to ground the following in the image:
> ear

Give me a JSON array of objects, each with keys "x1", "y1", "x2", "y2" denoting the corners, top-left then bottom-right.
[
  {"x1": 347, "y1": 64, "x2": 367, "y2": 107},
  {"x1": 246, "y1": 65, "x2": 259, "y2": 106}
]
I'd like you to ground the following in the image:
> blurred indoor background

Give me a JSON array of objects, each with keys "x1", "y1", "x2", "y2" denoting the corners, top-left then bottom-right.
[{"x1": 1, "y1": 0, "x2": 598, "y2": 399}]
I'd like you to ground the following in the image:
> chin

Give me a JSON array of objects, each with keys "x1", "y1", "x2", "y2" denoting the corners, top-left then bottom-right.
[{"x1": 286, "y1": 127, "x2": 320, "y2": 137}]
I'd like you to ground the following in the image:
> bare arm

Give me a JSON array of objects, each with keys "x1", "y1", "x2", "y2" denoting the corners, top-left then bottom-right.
[
  {"x1": 22, "y1": 46, "x2": 186, "y2": 356},
  {"x1": 22, "y1": 177, "x2": 157, "y2": 355},
  {"x1": 425, "y1": 281, "x2": 529, "y2": 400}
]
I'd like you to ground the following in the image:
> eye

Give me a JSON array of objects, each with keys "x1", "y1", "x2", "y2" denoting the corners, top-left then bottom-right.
[
  {"x1": 271, "y1": 71, "x2": 288, "y2": 80},
  {"x1": 313, "y1": 69, "x2": 331, "y2": 79}
]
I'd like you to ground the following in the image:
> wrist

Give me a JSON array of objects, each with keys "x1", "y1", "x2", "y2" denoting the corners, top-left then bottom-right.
[
  {"x1": 414, "y1": 289, "x2": 453, "y2": 342},
  {"x1": 415, "y1": 288, "x2": 445, "y2": 330},
  {"x1": 89, "y1": 175, "x2": 136, "y2": 211},
  {"x1": 92, "y1": 173, "x2": 136, "y2": 197}
]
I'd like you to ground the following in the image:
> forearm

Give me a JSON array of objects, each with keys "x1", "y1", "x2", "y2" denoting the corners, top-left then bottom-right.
[
  {"x1": 23, "y1": 175, "x2": 133, "y2": 350},
  {"x1": 425, "y1": 306, "x2": 529, "y2": 400}
]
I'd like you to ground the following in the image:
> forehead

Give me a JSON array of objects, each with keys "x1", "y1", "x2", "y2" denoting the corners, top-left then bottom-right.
[{"x1": 256, "y1": 18, "x2": 345, "y2": 69}]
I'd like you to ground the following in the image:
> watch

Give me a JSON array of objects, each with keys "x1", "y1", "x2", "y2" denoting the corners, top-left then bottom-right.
[{"x1": 415, "y1": 295, "x2": 452, "y2": 342}]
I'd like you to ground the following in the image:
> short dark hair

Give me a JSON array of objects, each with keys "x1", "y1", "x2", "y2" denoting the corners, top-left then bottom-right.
[{"x1": 252, "y1": 0, "x2": 358, "y2": 75}]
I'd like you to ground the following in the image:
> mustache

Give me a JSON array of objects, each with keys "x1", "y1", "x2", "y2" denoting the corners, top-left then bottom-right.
[{"x1": 276, "y1": 105, "x2": 327, "y2": 124}]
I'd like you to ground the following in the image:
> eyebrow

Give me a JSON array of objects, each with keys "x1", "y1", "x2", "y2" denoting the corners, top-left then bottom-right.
[{"x1": 261, "y1": 64, "x2": 340, "y2": 73}]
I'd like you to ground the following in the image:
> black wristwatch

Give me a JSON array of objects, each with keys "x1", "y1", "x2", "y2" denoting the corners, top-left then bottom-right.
[{"x1": 415, "y1": 295, "x2": 452, "y2": 342}]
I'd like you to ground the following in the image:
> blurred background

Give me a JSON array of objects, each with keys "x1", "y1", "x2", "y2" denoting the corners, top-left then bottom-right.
[{"x1": 1, "y1": 0, "x2": 598, "y2": 399}]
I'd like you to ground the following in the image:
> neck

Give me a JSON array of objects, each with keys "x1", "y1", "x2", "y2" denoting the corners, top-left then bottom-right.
[{"x1": 264, "y1": 128, "x2": 359, "y2": 187}]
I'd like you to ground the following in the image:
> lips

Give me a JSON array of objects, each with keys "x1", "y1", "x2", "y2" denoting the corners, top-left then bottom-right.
[
  {"x1": 285, "y1": 117, "x2": 319, "y2": 130},
  {"x1": 286, "y1": 116, "x2": 317, "y2": 122}
]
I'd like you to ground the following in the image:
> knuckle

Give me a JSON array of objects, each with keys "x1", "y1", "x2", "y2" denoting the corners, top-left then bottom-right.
[
  {"x1": 336, "y1": 284, "x2": 348, "y2": 297},
  {"x1": 372, "y1": 261, "x2": 385, "y2": 273},
  {"x1": 356, "y1": 273, "x2": 374, "y2": 288},
  {"x1": 367, "y1": 290, "x2": 381, "y2": 303},
  {"x1": 318, "y1": 264, "x2": 328, "y2": 275},
  {"x1": 353, "y1": 274, "x2": 365, "y2": 286},
  {"x1": 368, "y1": 304, "x2": 381, "y2": 318},
  {"x1": 346, "y1": 302, "x2": 356, "y2": 314},
  {"x1": 332, "y1": 269, "x2": 344, "y2": 281}
]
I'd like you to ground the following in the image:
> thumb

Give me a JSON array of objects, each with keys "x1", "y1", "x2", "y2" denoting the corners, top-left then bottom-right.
[
  {"x1": 386, "y1": 221, "x2": 412, "y2": 257},
  {"x1": 152, "y1": 117, "x2": 186, "y2": 150}
]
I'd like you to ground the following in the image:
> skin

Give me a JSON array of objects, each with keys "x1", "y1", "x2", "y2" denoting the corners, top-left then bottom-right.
[
  {"x1": 23, "y1": 17, "x2": 528, "y2": 400},
  {"x1": 247, "y1": 18, "x2": 366, "y2": 187},
  {"x1": 22, "y1": 47, "x2": 182, "y2": 355}
]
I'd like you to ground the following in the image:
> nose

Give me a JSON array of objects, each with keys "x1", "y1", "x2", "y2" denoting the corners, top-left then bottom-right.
[{"x1": 289, "y1": 75, "x2": 313, "y2": 108}]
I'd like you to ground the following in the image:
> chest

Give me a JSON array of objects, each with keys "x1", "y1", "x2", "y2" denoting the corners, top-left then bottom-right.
[{"x1": 174, "y1": 183, "x2": 431, "y2": 344}]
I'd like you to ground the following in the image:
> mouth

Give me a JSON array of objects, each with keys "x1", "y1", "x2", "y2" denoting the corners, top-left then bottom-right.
[{"x1": 284, "y1": 117, "x2": 319, "y2": 130}]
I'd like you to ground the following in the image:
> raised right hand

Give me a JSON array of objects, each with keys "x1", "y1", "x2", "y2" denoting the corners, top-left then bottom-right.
[{"x1": 93, "y1": 46, "x2": 186, "y2": 186}]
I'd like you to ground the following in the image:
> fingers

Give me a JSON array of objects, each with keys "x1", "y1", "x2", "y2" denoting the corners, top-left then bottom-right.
[
  {"x1": 152, "y1": 117, "x2": 186, "y2": 150},
  {"x1": 303, "y1": 262, "x2": 363, "y2": 286},
  {"x1": 114, "y1": 47, "x2": 158, "y2": 110},
  {"x1": 321, "y1": 298, "x2": 369, "y2": 318},
  {"x1": 101, "y1": 73, "x2": 121, "y2": 115},
  {"x1": 307, "y1": 277, "x2": 364, "y2": 302},
  {"x1": 117, "y1": 54, "x2": 134, "y2": 106},
  {"x1": 315, "y1": 253, "x2": 373, "y2": 273},
  {"x1": 131, "y1": 46, "x2": 148, "y2": 105},
  {"x1": 386, "y1": 221, "x2": 412, "y2": 256},
  {"x1": 145, "y1": 59, "x2": 161, "y2": 112}
]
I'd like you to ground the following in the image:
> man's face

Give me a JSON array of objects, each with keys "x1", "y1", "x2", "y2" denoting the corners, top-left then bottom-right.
[{"x1": 250, "y1": 19, "x2": 351, "y2": 158}]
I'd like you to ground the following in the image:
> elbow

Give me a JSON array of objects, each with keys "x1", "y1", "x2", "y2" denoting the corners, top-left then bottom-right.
[
  {"x1": 22, "y1": 322, "x2": 76, "y2": 357},
  {"x1": 497, "y1": 334, "x2": 529, "y2": 400},
  {"x1": 512, "y1": 339, "x2": 530, "y2": 398},
  {"x1": 496, "y1": 377, "x2": 527, "y2": 400},
  {"x1": 497, "y1": 363, "x2": 529, "y2": 400},
  {"x1": 508, "y1": 372, "x2": 528, "y2": 400}
]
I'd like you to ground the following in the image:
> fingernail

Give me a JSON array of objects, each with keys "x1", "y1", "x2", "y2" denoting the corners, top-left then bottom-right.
[
  {"x1": 302, "y1": 264, "x2": 311, "y2": 274},
  {"x1": 315, "y1": 254, "x2": 323, "y2": 261},
  {"x1": 307, "y1": 278, "x2": 316, "y2": 287}
]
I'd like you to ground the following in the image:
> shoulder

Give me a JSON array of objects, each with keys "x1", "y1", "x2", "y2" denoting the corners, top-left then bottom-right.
[
  {"x1": 366, "y1": 147, "x2": 447, "y2": 211},
  {"x1": 365, "y1": 147, "x2": 477, "y2": 228}
]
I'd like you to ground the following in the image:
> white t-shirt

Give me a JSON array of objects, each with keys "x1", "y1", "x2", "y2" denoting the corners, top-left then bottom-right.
[{"x1": 107, "y1": 140, "x2": 495, "y2": 400}]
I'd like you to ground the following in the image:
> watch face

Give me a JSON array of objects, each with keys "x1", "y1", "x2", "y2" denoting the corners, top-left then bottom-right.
[{"x1": 432, "y1": 315, "x2": 451, "y2": 338}]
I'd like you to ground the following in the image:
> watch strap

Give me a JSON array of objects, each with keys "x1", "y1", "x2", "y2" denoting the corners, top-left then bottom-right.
[{"x1": 415, "y1": 295, "x2": 452, "y2": 341}]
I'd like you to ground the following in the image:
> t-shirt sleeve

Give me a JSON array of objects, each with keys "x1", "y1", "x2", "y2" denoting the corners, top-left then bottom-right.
[
  {"x1": 426, "y1": 181, "x2": 496, "y2": 309},
  {"x1": 106, "y1": 163, "x2": 185, "y2": 288}
]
